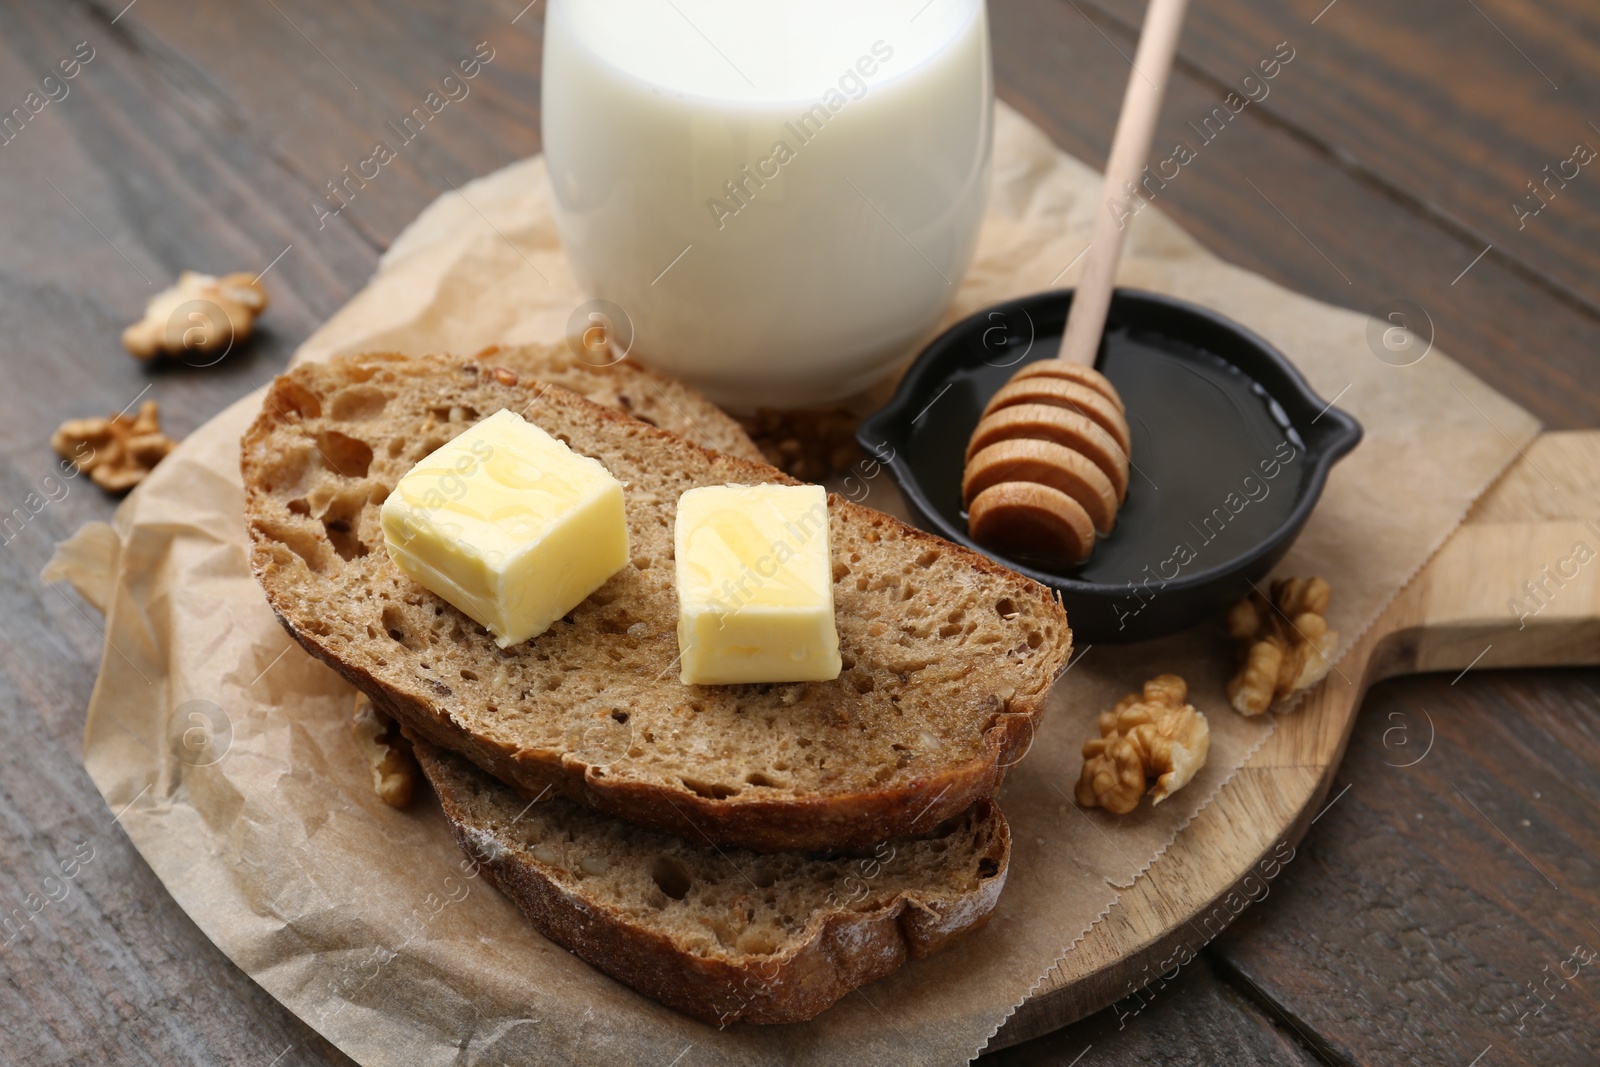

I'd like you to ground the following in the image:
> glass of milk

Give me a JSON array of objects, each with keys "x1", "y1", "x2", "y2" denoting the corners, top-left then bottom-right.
[{"x1": 542, "y1": 0, "x2": 993, "y2": 410}]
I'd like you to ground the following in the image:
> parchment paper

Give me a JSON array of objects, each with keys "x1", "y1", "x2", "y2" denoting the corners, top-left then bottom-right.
[{"x1": 48, "y1": 103, "x2": 1538, "y2": 1066}]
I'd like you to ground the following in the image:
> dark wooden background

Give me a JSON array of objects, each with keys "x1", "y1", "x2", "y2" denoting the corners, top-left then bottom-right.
[{"x1": 1, "y1": 0, "x2": 1595, "y2": 1063}]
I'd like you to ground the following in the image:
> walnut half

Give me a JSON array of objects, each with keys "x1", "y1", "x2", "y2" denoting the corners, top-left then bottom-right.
[
  {"x1": 122, "y1": 271, "x2": 268, "y2": 361},
  {"x1": 738, "y1": 406, "x2": 863, "y2": 481},
  {"x1": 1226, "y1": 576, "x2": 1338, "y2": 716},
  {"x1": 1076, "y1": 673, "x2": 1210, "y2": 815},
  {"x1": 51, "y1": 400, "x2": 177, "y2": 493},
  {"x1": 352, "y1": 693, "x2": 419, "y2": 809}
]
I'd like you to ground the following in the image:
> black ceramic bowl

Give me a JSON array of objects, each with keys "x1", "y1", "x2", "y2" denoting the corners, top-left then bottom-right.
[{"x1": 857, "y1": 288, "x2": 1361, "y2": 643}]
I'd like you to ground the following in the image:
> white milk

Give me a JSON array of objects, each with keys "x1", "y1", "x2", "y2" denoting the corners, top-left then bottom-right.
[{"x1": 542, "y1": 0, "x2": 992, "y2": 408}]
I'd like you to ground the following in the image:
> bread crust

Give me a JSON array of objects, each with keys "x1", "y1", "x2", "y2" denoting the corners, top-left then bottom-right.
[
  {"x1": 467, "y1": 343, "x2": 766, "y2": 463},
  {"x1": 244, "y1": 352, "x2": 1071, "y2": 853},
  {"x1": 415, "y1": 739, "x2": 1010, "y2": 1026}
]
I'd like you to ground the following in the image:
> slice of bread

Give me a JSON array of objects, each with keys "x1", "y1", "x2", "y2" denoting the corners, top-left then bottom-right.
[
  {"x1": 244, "y1": 353, "x2": 1071, "y2": 852},
  {"x1": 412, "y1": 736, "x2": 1009, "y2": 1025}
]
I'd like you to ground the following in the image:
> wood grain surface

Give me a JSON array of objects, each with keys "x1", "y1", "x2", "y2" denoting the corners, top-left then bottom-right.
[
  {"x1": 992, "y1": 430, "x2": 1600, "y2": 1057},
  {"x1": 0, "y1": 1, "x2": 1595, "y2": 1065}
]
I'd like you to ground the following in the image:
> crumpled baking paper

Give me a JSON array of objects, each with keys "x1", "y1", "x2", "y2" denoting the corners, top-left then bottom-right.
[{"x1": 46, "y1": 102, "x2": 1537, "y2": 1065}]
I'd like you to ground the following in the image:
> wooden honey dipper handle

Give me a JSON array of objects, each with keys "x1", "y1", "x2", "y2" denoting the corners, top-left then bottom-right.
[
  {"x1": 1059, "y1": 0, "x2": 1191, "y2": 368},
  {"x1": 965, "y1": 0, "x2": 1188, "y2": 562}
]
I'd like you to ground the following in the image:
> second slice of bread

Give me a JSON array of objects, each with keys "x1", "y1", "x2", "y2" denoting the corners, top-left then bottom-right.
[
  {"x1": 244, "y1": 353, "x2": 1071, "y2": 852},
  {"x1": 414, "y1": 736, "x2": 1009, "y2": 1025}
]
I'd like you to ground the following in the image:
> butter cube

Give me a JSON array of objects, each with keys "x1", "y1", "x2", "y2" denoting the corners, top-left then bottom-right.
[
  {"x1": 674, "y1": 484, "x2": 841, "y2": 685},
  {"x1": 379, "y1": 409, "x2": 629, "y2": 647}
]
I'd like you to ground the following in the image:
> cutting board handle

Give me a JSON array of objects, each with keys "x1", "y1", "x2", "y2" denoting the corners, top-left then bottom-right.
[{"x1": 1372, "y1": 430, "x2": 1600, "y2": 681}]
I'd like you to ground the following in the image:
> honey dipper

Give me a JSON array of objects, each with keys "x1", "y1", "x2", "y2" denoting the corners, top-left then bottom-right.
[{"x1": 965, "y1": 0, "x2": 1190, "y2": 564}]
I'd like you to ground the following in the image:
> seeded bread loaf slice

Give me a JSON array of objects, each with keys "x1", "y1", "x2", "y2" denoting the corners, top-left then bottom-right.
[
  {"x1": 413, "y1": 737, "x2": 1008, "y2": 1025},
  {"x1": 244, "y1": 352, "x2": 1071, "y2": 852}
]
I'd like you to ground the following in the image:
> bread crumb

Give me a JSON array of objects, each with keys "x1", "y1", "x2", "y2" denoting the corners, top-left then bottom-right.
[{"x1": 351, "y1": 693, "x2": 419, "y2": 808}]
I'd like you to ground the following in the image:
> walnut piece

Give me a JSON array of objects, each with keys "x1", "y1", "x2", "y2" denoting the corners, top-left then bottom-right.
[
  {"x1": 738, "y1": 406, "x2": 864, "y2": 481},
  {"x1": 352, "y1": 693, "x2": 419, "y2": 809},
  {"x1": 122, "y1": 271, "x2": 268, "y2": 361},
  {"x1": 1226, "y1": 576, "x2": 1338, "y2": 716},
  {"x1": 51, "y1": 400, "x2": 177, "y2": 493},
  {"x1": 1076, "y1": 673, "x2": 1210, "y2": 815}
]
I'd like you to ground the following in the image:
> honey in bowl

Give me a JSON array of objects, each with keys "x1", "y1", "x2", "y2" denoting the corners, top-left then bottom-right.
[{"x1": 902, "y1": 325, "x2": 1306, "y2": 586}]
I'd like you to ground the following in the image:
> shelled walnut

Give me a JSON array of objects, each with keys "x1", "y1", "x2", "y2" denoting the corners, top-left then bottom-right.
[
  {"x1": 352, "y1": 693, "x2": 419, "y2": 809},
  {"x1": 50, "y1": 400, "x2": 177, "y2": 493},
  {"x1": 738, "y1": 407, "x2": 863, "y2": 481},
  {"x1": 1076, "y1": 673, "x2": 1210, "y2": 815},
  {"x1": 1226, "y1": 576, "x2": 1338, "y2": 716},
  {"x1": 122, "y1": 271, "x2": 268, "y2": 361}
]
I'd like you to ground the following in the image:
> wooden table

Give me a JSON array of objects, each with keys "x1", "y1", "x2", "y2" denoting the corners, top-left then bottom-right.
[{"x1": 0, "y1": 1, "x2": 1594, "y2": 1063}]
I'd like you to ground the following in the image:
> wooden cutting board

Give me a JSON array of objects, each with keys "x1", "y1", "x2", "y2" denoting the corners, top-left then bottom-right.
[{"x1": 991, "y1": 430, "x2": 1600, "y2": 1049}]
